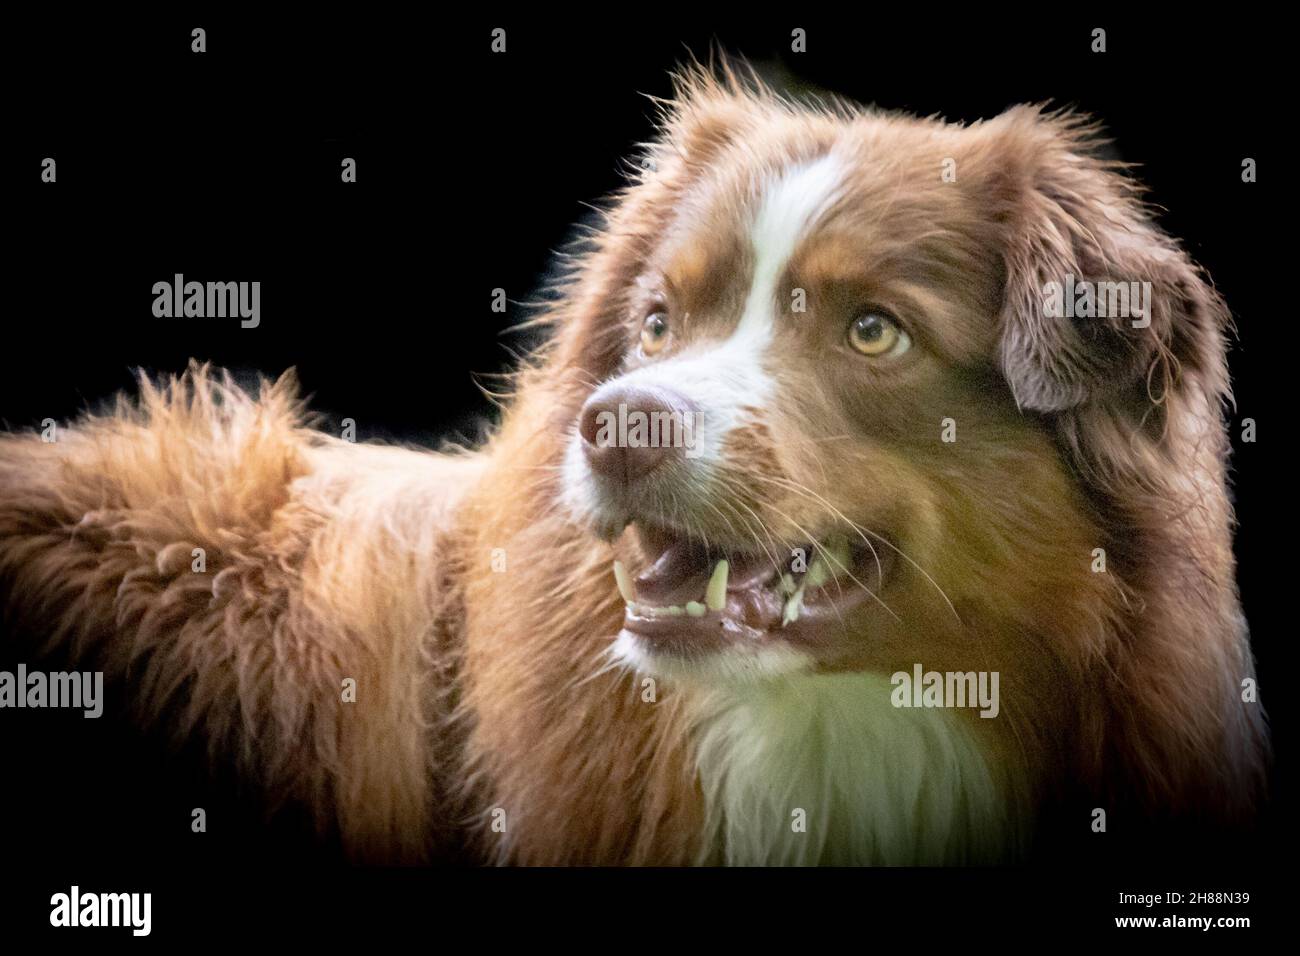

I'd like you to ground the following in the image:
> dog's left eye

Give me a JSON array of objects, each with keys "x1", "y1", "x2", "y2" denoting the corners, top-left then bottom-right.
[{"x1": 848, "y1": 312, "x2": 910, "y2": 358}]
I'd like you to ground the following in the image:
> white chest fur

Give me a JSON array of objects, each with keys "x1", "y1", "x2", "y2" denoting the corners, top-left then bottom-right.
[{"x1": 687, "y1": 672, "x2": 1017, "y2": 865}]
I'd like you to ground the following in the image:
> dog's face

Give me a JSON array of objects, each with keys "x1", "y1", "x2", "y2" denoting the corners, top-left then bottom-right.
[{"x1": 559, "y1": 74, "x2": 1224, "y2": 684}]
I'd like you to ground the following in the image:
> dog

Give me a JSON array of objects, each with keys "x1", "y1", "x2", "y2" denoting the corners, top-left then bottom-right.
[{"x1": 0, "y1": 65, "x2": 1269, "y2": 864}]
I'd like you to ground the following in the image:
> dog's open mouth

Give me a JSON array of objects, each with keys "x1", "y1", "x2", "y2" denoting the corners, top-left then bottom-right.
[{"x1": 614, "y1": 522, "x2": 894, "y2": 654}]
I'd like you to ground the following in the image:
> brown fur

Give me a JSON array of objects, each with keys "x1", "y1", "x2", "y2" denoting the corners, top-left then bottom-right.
[{"x1": 0, "y1": 65, "x2": 1268, "y2": 863}]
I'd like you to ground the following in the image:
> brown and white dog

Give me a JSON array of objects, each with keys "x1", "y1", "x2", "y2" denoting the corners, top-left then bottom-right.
[{"x1": 0, "y1": 66, "x2": 1269, "y2": 864}]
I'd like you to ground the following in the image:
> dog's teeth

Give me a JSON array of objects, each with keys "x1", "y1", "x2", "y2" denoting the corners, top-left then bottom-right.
[
  {"x1": 630, "y1": 602, "x2": 688, "y2": 617},
  {"x1": 828, "y1": 534, "x2": 851, "y2": 573},
  {"x1": 781, "y1": 583, "x2": 806, "y2": 627},
  {"x1": 613, "y1": 560, "x2": 636, "y2": 604},
  {"x1": 807, "y1": 556, "x2": 830, "y2": 588},
  {"x1": 778, "y1": 573, "x2": 797, "y2": 596},
  {"x1": 705, "y1": 559, "x2": 729, "y2": 611},
  {"x1": 685, "y1": 601, "x2": 707, "y2": 617},
  {"x1": 807, "y1": 536, "x2": 852, "y2": 588}
]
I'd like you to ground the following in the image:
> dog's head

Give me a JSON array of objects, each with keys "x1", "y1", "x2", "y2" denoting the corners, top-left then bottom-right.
[{"x1": 555, "y1": 67, "x2": 1230, "y2": 685}]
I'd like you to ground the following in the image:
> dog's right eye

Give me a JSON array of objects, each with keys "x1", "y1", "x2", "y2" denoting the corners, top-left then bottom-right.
[{"x1": 640, "y1": 311, "x2": 670, "y2": 355}]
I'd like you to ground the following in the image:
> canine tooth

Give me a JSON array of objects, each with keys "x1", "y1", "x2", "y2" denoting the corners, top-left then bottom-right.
[
  {"x1": 705, "y1": 559, "x2": 729, "y2": 611},
  {"x1": 613, "y1": 560, "x2": 636, "y2": 603},
  {"x1": 807, "y1": 556, "x2": 830, "y2": 588},
  {"x1": 778, "y1": 574, "x2": 797, "y2": 596},
  {"x1": 829, "y1": 534, "x2": 851, "y2": 573},
  {"x1": 685, "y1": 601, "x2": 707, "y2": 617},
  {"x1": 782, "y1": 583, "x2": 806, "y2": 626}
]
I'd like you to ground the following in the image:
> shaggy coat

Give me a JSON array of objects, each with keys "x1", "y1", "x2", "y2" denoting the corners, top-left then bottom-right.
[{"x1": 0, "y1": 68, "x2": 1269, "y2": 864}]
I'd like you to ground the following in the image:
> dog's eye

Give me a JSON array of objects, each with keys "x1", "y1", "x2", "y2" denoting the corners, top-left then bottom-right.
[
  {"x1": 848, "y1": 312, "x2": 909, "y2": 357},
  {"x1": 640, "y1": 311, "x2": 670, "y2": 355}
]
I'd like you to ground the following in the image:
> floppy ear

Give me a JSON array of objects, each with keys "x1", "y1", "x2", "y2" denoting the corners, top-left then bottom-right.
[{"x1": 982, "y1": 106, "x2": 1230, "y2": 422}]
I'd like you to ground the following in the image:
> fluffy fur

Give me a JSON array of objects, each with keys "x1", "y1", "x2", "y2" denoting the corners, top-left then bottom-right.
[
  {"x1": 0, "y1": 64, "x2": 1269, "y2": 864},
  {"x1": 689, "y1": 672, "x2": 1015, "y2": 865}
]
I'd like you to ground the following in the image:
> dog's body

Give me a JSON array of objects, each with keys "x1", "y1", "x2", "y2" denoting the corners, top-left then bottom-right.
[{"x1": 0, "y1": 69, "x2": 1269, "y2": 864}]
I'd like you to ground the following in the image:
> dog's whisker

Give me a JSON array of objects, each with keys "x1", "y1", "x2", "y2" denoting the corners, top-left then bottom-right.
[
  {"x1": 756, "y1": 498, "x2": 901, "y2": 625},
  {"x1": 752, "y1": 472, "x2": 961, "y2": 625},
  {"x1": 744, "y1": 472, "x2": 886, "y2": 583},
  {"x1": 710, "y1": 487, "x2": 789, "y2": 577}
]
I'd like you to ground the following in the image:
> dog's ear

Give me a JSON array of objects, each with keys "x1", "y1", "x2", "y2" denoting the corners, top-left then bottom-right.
[
  {"x1": 977, "y1": 106, "x2": 1230, "y2": 420},
  {"x1": 646, "y1": 62, "x2": 767, "y2": 182},
  {"x1": 547, "y1": 66, "x2": 766, "y2": 385}
]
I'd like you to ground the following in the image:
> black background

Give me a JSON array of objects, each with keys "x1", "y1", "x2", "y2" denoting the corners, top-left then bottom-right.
[{"x1": 0, "y1": 10, "x2": 1286, "y2": 941}]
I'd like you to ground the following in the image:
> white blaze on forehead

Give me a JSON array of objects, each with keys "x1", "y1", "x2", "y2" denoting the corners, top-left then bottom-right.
[
  {"x1": 625, "y1": 153, "x2": 846, "y2": 402},
  {"x1": 562, "y1": 152, "x2": 848, "y2": 527},
  {"x1": 734, "y1": 152, "x2": 846, "y2": 347}
]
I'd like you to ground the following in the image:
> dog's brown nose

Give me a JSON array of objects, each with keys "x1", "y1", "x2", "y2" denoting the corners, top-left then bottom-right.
[{"x1": 578, "y1": 385, "x2": 699, "y2": 486}]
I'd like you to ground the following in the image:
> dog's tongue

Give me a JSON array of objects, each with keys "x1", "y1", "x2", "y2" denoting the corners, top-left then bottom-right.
[
  {"x1": 633, "y1": 526, "x2": 780, "y2": 605},
  {"x1": 634, "y1": 537, "x2": 710, "y2": 605}
]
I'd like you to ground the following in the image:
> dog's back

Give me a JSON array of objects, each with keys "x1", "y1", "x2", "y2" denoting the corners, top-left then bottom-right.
[{"x1": 0, "y1": 364, "x2": 480, "y2": 862}]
